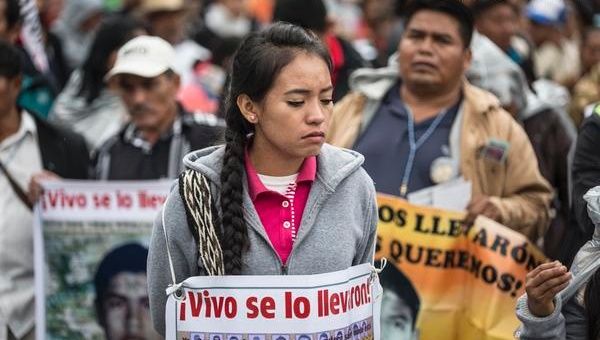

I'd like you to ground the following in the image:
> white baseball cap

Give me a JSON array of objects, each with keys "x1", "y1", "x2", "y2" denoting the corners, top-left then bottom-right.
[
  {"x1": 526, "y1": 0, "x2": 567, "y2": 26},
  {"x1": 141, "y1": 0, "x2": 186, "y2": 14},
  {"x1": 105, "y1": 35, "x2": 176, "y2": 80}
]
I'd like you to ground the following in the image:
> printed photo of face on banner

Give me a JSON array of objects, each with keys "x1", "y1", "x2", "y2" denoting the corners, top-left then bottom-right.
[
  {"x1": 94, "y1": 242, "x2": 161, "y2": 340},
  {"x1": 210, "y1": 333, "x2": 224, "y2": 340},
  {"x1": 378, "y1": 260, "x2": 421, "y2": 340}
]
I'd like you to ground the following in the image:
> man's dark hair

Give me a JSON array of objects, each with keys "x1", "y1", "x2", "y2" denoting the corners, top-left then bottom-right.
[
  {"x1": 79, "y1": 15, "x2": 146, "y2": 104},
  {"x1": 93, "y1": 243, "x2": 148, "y2": 325},
  {"x1": 272, "y1": 0, "x2": 327, "y2": 33},
  {"x1": 0, "y1": 39, "x2": 22, "y2": 78},
  {"x1": 4, "y1": 0, "x2": 22, "y2": 31},
  {"x1": 403, "y1": 0, "x2": 474, "y2": 48},
  {"x1": 471, "y1": 0, "x2": 519, "y2": 18}
]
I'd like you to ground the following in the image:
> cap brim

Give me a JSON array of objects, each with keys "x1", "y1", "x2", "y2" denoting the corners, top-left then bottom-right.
[
  {"x1": 526, "y1": 7, "x2": 563, "y2": 25},
  {"x1": 105, "y1": 63, "x2": 169, "y2": 82}
]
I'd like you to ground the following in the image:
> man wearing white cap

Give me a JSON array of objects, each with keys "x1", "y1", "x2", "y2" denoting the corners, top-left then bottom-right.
[{"x1": 93, "y1": 35, "x2": 224, "y2": 180}]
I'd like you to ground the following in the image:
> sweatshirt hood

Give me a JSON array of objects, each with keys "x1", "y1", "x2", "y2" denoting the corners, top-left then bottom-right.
[{"x1": 182, "y1": 143, "x2": 365, "y2": 191}]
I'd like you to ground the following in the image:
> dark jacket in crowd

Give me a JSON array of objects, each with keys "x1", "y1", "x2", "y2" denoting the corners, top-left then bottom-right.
[
  {"x1": 31, "y1": 109, "x2": 90, "y2": 179},
  {"x1": 329, "y1": 35, "x2": 368, "y2": 103},
  {"x1": 559, "y1": 108, "x2": 600, "y2": 266},
  {"x1": 521, "y1": 107, "x2": 574, "y2": 259},
  {"x1": 92, "y1": 105, "x2": 224, "y2": 180}
]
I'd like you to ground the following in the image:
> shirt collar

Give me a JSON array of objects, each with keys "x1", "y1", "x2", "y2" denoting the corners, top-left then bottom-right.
[
  {"x1": 244, "y1": 149, "x2": 317, "y2": 201},
  {"x1": 0, "y1": 110, "x2": 37, "y2": 151},
  {"x1": 123, "y1": 113, "x2": 182, "y2": 152}
]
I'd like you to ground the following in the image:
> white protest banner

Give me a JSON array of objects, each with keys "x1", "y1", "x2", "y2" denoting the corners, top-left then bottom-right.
[
  {"x1": 38, "y1": 179, "x2": 171, "y2": 221},
  {"x1": 34, "y1": 180, "x2": 171, "y2": 340},
  {"x1": 166, "y1": 263, "x2": 381, "y2": 340}
]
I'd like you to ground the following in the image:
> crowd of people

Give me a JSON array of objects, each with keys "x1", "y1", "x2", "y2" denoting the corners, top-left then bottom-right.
[{"x1": 2, "y1": 0, "x2": 600, "y2": 339}]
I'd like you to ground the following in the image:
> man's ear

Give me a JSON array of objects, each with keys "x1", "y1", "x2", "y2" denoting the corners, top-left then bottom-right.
[
  {"x1": 236, "y1": 94, "x2": 258, "y2": 124},
  {"x1": 171, "y1": 72, "x2": 181, "y2": 91},
  {"x1": 10, "y1": 74, "x2": 22, "y2": 94},
  {"x1": 462, "y1": 47, "x2": 473, "y2": 73}
]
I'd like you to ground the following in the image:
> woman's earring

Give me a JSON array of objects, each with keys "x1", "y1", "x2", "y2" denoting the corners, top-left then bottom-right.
[{"x1": 248, "y1": 115, "x2": 256, "y2": 122}]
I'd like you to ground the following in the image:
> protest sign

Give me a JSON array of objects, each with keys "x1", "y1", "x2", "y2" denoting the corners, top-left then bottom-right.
[
  {"x1": 375, "y1": 194, "x2": 546, "y2": 340},
  {"x1": 34, "y1": 180, "x2": 171, "y2": 340},
  {"x1": 166, "y1": 263, "x2": 381, "y2": 340}
]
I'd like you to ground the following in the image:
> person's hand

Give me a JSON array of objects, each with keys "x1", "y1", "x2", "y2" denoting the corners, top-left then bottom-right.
[
  {"x1": 27, "y1": 171, "x2": 60, "y2": 204},
  {"x1": 525, "y1": 261, "x2": 571, "y2": 317},
  {"x1": 463, "y1": 195, "x2": 502, "y2": 226}
]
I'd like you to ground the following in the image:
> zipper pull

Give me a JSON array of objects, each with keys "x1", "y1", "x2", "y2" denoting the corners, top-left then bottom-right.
[{"x1": 281, "y1": 264, "x2": 288, "y2": 275}]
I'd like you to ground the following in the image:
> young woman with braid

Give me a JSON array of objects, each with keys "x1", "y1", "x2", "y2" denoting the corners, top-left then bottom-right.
[{"x1": 147, "y1": 22, "x2": 378, "y2": 335}]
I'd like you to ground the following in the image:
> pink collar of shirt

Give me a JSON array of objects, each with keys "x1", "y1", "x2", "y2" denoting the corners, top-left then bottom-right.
[{"x1": 244, "y1": 151, "x2": 317, "y2": 201}]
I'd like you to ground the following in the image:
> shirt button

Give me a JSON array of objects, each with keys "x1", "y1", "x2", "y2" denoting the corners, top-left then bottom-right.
[
  {"x1": 282, "y1": 201, "x2": 289, "y2": 208},
  {"x1": 283, "y1": 221, "x2": 291, "y2": 229}
]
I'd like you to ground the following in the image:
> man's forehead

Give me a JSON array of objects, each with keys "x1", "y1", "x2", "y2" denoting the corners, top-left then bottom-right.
[
  {"x1": 406, "y1": 10, "x2": 460, "y2": 33},
  {"x1": 404, "y1": 11, "x2": 466, "y2": 46},
  {"x1": 118, "y1": 74, "x2": 160, "y2": 82},
  {"x1": 108, "y1": 272, "x2": 147, "y2": 293}
]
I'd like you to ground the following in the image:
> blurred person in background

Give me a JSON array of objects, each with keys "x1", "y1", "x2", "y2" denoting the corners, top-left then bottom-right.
[
  {"x1": 35, "y1": 0, "x2": 69, "y2": 90},
  {"x1": 49, "y1": 16, "x2": 147, "y2": 151},
  {"x1": 93, "y1": 35, "x2": 223, "y2": 180},
  {"x1": 525, "y1": 0, "x2": 580, "y2": 88},
  {"x1": 472, "y1": 0, "x2": 536, "y2": 85},
  {"x1": 469, "y1": 0, "x2": 576, "y2": 258},
  {"x1": 1, "y1": 0, "x2": 61, "y2": 118},
  {"x1": 327, "y1": 0, "x2": 552, "y2": 242},
  {"x1": 273, "y1": 0, "x2": 367, "y2": 102},
  {"x1": 570, "y1": 27, "x2": 600, "y2": 127},
  {"x1": 204, "y1": 0, "x2": 259, "y2": 39},
  {"x1": 178, "y1": 36, "x2": 241, "y2": 116},
  {"x1": 0, "y1": 40, "x2": 89, "y2": 340},
  {"x1": 140, "y1": 0, "x2": 212, "y2": 89},
  {"x1": 51, "y1": 0, "x2": 104, "y2": 70}
]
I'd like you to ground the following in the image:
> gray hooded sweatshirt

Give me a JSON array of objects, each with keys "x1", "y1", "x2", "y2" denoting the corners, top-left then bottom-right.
[{"x1": 147, "y1": 144, "x2": 378, "y2": 335}]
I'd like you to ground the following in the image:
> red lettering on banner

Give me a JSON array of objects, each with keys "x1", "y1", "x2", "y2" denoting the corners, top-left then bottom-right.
[
  {"x1": 188, "y1": 291, "x2": 203, "y2": 317},
  {"x1": 317, "y1": 281, "x2": 371, "y2": 317},
  {"x1": 186, "y1": 290, "x2": 238, "y2": 319},
  {"x1": 179, "y1": 300, "x2": 186, "y2": 320},
  {"x1": 285, "y1": 292, "x2": 293, "y2": 319},
  {"x1": 46, "y1": 190, "x2": 87, "y2": 209},
  {"x1": 284, "y1": 292, "x2": 310, "y2": 319},
  {"x1": 261, "y1": 297, "x2": 275, "y2": 318},
  {"x1": 138, "y1": 191, "x2": 167, "y2": 209},
  {"x1": 246, "y1": 296, "x2": 275, "y2": 319},
  {"x1": 330, "y1": 293, "x2": 340, "y2": 314},
  {"x1": 246, "y1": 297, "x2": 259, "y2": 318}
]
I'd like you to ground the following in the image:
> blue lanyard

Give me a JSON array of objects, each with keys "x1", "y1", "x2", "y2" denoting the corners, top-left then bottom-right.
[{"x1": 399, "y1": 105, "x2": 449, "y2": 197}]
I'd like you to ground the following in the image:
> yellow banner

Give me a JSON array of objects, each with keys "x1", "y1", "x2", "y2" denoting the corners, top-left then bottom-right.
[{"x1": 375, "y1": 194, "x2": 546, "y2": 340}]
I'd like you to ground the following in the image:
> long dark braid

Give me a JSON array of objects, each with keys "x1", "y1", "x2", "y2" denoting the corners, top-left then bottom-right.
[
  {"x1": 219, "y1": 22, "x2": 331, "y2": 274},
  {"x1": 219, "y1": 97, "x2": 251, "y2": 274}
]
